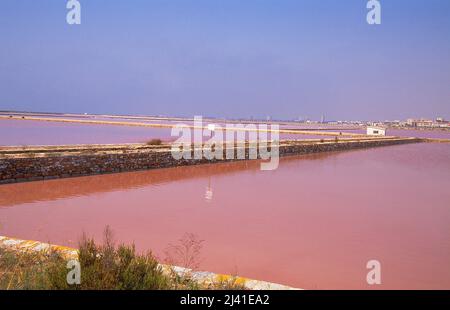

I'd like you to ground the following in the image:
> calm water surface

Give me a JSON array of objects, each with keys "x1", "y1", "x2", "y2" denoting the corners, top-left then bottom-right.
[
  {"x1": 2, "y1": 119, "x2": 450, "y2": 146},
  {"x1": 0, "y1": 119, "x2": 344, "y2": 145},
  {"x1": 0, "y1": 119, "x2": 175, "y2": 145},
  {"x1": 0, "y1": 142, "x2": 449, "y2": 289}
]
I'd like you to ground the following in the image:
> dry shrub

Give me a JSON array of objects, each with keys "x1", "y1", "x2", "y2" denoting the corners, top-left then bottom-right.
[
  {"x1": 146, "y1": 139, "x2": 162, "y2": 146},
  {"x1": 164, "y1": 233, "x2": 204, "y2": 271},
  {"x1": 0, "y1": 228, "x2": 245, "y2": 290}
]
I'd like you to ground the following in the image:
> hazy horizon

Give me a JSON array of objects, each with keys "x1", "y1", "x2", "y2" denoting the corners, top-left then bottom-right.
[
  {"x1": 0, "y1": 108, "x2": 446, "y2": 123},
  {"x1": 1, "y1": 0, "x2": 449, "y2": 120}
]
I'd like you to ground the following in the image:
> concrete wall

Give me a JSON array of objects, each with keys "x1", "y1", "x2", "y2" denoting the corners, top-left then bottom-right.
[{"x1": 0, "y1": 138, "x2": 422, "y2": 184}]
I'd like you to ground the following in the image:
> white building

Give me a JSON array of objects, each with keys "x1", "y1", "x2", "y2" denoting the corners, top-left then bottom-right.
[{"x1": 366, "y1": 126, "x2": 386, "y2": 136}]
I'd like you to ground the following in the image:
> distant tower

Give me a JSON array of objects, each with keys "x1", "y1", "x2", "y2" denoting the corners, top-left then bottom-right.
[{"x1": 321, "y1": 114, "x2": 325, "y2": 123}]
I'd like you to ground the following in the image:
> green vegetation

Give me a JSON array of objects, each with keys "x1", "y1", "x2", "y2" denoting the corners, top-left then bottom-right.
[
  {"x1": 0, "y1": 246, "x2": 62, "y2": 289},
  {"x1": 0, "y1": 228, "x2": 245, "y2": 290}
]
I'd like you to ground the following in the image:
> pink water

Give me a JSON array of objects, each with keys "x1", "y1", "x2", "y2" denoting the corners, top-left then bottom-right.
[
  {"x1": 388, "y1": 129, "x2": 450, "y2": 139},
  {"x1": 0, "y1": 119, "x2": 339, "y2": 145},
  {"x1": 3, "y1": 119, "x2": 449, "y2": 147},
  {"x1": 1, "y1": 142, "x2": 449, "y2": 289},
  {"x1": 347, "y1": 128, "x2": 450, "y2": 139},
  {"x1": 0, "y1": 119, "x2": 175, "y2": 145}
]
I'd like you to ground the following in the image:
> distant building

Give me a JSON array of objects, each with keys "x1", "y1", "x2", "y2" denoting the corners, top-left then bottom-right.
[
  {"x1": 367, "y1": 126, "x2": 386, "y2": 136},
  {"x1": 406, "y1": 118, "x2": 433, "y2": 127},
  {"x1": 416, "y1": 119, "x2": 433, "y2": 127},
  {"x1": 406, "y1": 118, "x2": 417, "y2": 127}
]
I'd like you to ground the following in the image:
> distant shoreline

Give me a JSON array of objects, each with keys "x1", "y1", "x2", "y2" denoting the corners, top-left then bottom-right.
[
  {"x1": 1, "y1": 110, "x2": 449, "y2": 132},
  {"x1": 387, "y1": 126, "x2": 450, "y2": 132}
]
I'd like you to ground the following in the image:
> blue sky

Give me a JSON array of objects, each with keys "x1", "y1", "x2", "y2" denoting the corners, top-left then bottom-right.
[{"x1": 0, "y1": 0, "x2": 449, "y2": 120}]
